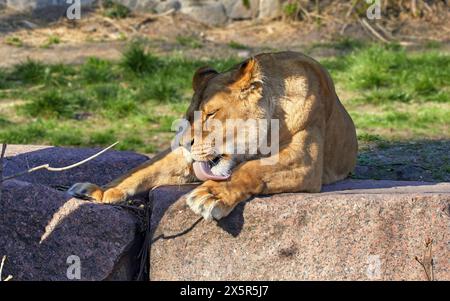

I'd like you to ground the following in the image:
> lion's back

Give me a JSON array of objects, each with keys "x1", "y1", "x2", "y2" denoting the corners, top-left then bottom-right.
[{"x1": 257, "y1": 51, "x2": 358, "y2": 185}]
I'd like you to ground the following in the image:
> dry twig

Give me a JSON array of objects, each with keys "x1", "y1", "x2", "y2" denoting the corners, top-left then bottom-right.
[
  {"x1": 359, "y1": 18, "x2": 390, "y2": 43},
  {"x1": 135, "y1": 8, "x2": 176, "y2": 29},
  {"x1": 297, "y1": 2, "x2": 311, "y2": 20},
  {"x1": 0, "y1": 143, "x2": 6, "y2": 201},
  {"x1": 0, "y1": 142, "x2": 119, "y2": 183},
  {"x1": 375, "y1": 23, "x2": 394, "y2": 40},
  {"x1": 100, "y1": 17, "x2": 133, "y2": 35},
  {"x1": 415, "y1": 238, "x2": 434, "y2": 281},
  {"x1": 0, "y1": 255, "x2": 13, "y2": 281},
  {"x1": 411, "y1": 0, "x2": 418, "y2": 17},
  {"x1": 340, "y1": 0, "x2": 360, "y2": 34}
]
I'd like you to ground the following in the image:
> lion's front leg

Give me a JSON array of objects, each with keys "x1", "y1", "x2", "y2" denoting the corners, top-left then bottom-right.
[
  {"x1": 187, "y1": 127, "x2": 325, "y2": 220},
  {"x1": 186, "y1": 173, "x2": 260, "y2": 220},
  {"x1": 68, "y1": 147, "x2": 194, "y2": 203}
]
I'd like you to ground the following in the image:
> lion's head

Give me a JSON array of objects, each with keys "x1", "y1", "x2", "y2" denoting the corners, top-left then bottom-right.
[{"x1": 180, "y1": 57, "x2": 276, "y2": 181}]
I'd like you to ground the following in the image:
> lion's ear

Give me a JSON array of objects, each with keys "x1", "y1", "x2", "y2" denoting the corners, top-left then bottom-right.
[
  {"x1": 231, "y1": 57, "x2": 257, "y2": 90},
  {"x1": 193, "y1": 66, "x2": 218, "y2": 92}
]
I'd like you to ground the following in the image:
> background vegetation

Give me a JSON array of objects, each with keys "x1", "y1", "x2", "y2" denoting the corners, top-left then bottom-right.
[{"x1": 0, "y1": 38, "x2": 448, "y2": 180}]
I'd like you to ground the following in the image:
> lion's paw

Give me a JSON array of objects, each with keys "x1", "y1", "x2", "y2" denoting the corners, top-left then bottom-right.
[
  {"x1": 186, "y1": 186, "x2": 232, "y2": 221},
  {"x1": 67, "y1": 182, "x2": 104, "y2": 201}
]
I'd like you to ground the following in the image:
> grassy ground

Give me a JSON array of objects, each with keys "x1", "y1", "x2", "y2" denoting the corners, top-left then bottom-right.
[
  {"x1": 0, "y1": 40, "x2": 449, "y2": 181},
  {"x1": 0, "y1": 41, "x2": 239, "y2": 153},
  {"x1": 322, "y1": 42, "x2": 449, "y2": 141}
]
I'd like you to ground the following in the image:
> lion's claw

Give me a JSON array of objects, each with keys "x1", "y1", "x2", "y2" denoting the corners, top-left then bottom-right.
[
  {"x1": 67, "y1": 182, "x2": 103, "y2": 202},
  {"x1": 186, "y1": 186, "x2": 231, "y2": 221}
]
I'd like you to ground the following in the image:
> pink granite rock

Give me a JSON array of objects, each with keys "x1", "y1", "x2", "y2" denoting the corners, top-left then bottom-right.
[
  {"x1": 0, "y1": 180, "x2": 141, "y2": 280},
  {"x1": 0, "y1": 145, "x2": 149, "y2": 281},
  {"x1": 150, "y1": 180, "x2": 450, "y2": 280},
  {"x1": 2, "y1": 145, "x2": 450, "y2": 281}
]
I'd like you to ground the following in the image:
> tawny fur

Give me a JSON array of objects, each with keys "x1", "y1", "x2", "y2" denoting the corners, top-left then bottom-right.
[{"x1": 68, "y1": 51, "x2": 358, "y2": 220}]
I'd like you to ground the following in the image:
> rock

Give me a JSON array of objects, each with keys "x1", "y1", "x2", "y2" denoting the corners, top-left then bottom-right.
[
  {"x1": 180, "y1": 0, "x2": 228, "y2": 26},
  {"x1": 0, "y1": 145, "x2": 151, "y2": 280},
  {"x1": 5, "y1": 0, "x2": 95, "y2": 11},
  {"x1": 223, "y1": 0, "x2": 259, "y2": 20},
  {"x1": 258, "y1": 0, "x2": 281, "y2": 19},
  {"x1": 2, "y1": 144, "x2": 149, "y2": 188},
  {"x1": 150, "y1": 179, "x2": 450, "y2": 280},
  {"x1": 117, "y1": 0, "x2": 158, "y2": 11},
  {"x1": 0, "y1": 180, "x2": 141, "y2": 280},
  {"x1": 19, "y1": 20, "x2": 38, "y2": 29},
  {"x1": 4, "y1": 0, "x2": 281, "y2": 23},
  {"x1": 154, "y1": 0, "x2": 181, "y2": 13}
]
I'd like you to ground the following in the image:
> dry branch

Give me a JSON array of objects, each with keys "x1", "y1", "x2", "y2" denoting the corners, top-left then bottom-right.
[
  {"x1": 340, "y1": 0, "x2": 360, "y2": 33},
  {"x1": 359, "y1": 18, "x2": 390, "y2": 43},
  {"x1": 0, "y1": 141, "x2": 119, "y2": 183},
  {"x1": 415, "y1": 238, "x2": 434, "y2": 281},
  {"x1": 0, "y1": 255, "x2": 13, "y2": 281},
  {"x1": 375, "y1": 23, "x2": 394, "y2": 40},
  {"x1": 297, "y1": 2, "x2": 311, "y2": 20},
  {"x1": 411, "y1": 0, "x2": 418, "y2": 17},
  {"x1": 0, "y1": 144, "x2": 6, "y2": 202},
  {"x1": 133, "y1": 8, "x2": 176, "y2": 30}
]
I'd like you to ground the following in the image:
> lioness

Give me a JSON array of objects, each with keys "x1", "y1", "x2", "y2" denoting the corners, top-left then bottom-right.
[{"x1": 69, "y1": 51, "x2": 357, "y2": 220}]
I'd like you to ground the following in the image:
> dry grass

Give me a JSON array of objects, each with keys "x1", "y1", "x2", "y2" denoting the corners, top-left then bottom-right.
[{"x1": 1, "y1": 2, "x2": 448, "y2": 51}]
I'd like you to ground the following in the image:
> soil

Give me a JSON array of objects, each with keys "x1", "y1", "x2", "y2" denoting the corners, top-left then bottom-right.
[
  {"x1": 355, "y1": 140, "x2": 450, "y2": 182},
  {"x1": 0, "y1": 7, "x2": 449, "y2": 67}
]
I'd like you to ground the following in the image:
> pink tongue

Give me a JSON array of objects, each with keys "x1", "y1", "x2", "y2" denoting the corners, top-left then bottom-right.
[{"x1": 193, "y1": 161, "x2": 230, "y2": 181}]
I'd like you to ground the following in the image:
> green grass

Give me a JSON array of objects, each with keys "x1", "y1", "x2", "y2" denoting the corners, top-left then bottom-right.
[
  {"x1": 20, "y1": 90, "x2": 89, "y2": 118},
  {"x1": 9, "y1": 59, "x2": 47, "y2": 84},
  {"x1": 0, "y1": 68, "x2": 8, "y2": 89},
  {"x1": 350, "y1": 103, "x2": 450, "y2": 141},
  {"x1": 120, "y1": 41, "x2": 161, "y2": 74},
  {"x1": 0, "y1": 42, "x2": 448, "y2": 156},
  {"x1": 80, "y1": 57, "x2": 116, "y2": 82},
  {"x1": 309, "y1": 37, "x2": 365, "y2": 52},
  {"x1": 0, "y1": 45, "x2": 239, "y2": 152},
  {"x1": 318, "y1": 43, "x2": 450, "y2": 147},
  {"x1": 176, "y1": 36, "x2": 203, "y2": 49},
  {"x1": 102, "y1": 0, "x2": 131, "y2": 19},
  {"x1": 41, "y1": 35, "x2": 61, "y2": 48},
  {"x1": 5, "y1": 36, "x2": 23, "y2": 47},
  {"x1": 228, "y1": 41, "x2": 248, "y2": 50},
  {"x1": 322, "y1": 44, "x2": 450, "y2": 104},
  {"x1": 282, "y1": 2, "x2": 298, "y2": 19},
  {"x1": 424, "y1": 41, "x2": 442, "y2": 50}
]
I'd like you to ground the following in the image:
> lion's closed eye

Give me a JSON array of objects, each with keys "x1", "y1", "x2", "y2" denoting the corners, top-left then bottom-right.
[{"x1": 205, "y1": 110, "x2": 219, "y2": 119}]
